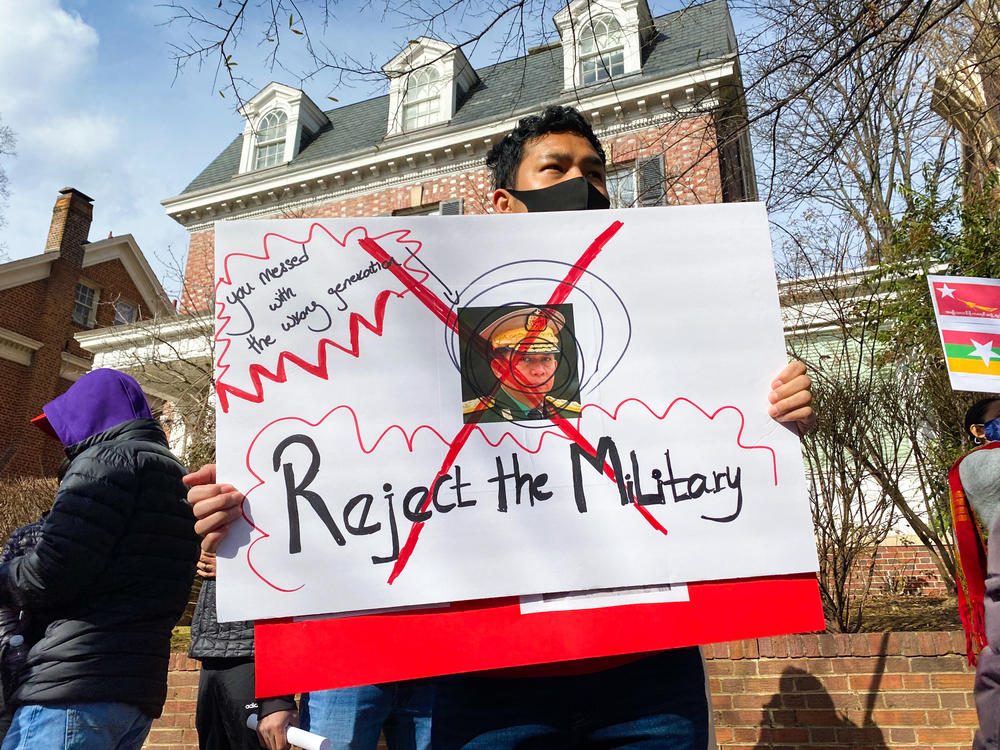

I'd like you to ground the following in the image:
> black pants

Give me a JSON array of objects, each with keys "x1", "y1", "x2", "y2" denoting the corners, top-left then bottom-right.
[
  {"x1": 0, "y1": 707, "x2": 12, "y2": 744},
  {"x1": 196, "y1": 658, "x2": 261, "y2": 750}
]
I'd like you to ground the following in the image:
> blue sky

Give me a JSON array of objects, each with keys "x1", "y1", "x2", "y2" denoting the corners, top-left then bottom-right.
[
  {"x1": 0, "y1": 0, "x2": 408, "y2": 298},
  {"x1": 0, "y1": 0, "x2": 685, "y2": 299}
]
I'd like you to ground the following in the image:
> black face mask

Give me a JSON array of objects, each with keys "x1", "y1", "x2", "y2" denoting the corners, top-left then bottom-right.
[{"x1": 507, "y1": 177, "x2": 611, "y2": 212}]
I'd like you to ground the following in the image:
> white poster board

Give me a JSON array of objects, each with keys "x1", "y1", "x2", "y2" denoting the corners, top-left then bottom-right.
[{"x1": 213, "y1": 204, "x2": 816, "y2": 622}]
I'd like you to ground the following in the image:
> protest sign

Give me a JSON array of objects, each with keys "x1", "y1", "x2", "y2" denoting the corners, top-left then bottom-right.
[
  {"x1": 213, "y1": 203, "x2": 818, "y2": 629},
  {"x1": 928, "y1": 274, "x2": 1000, "y2": 393}
]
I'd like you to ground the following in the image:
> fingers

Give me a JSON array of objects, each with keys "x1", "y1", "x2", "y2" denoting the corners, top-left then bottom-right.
[
  {"x1": 257, "y1": 711, "x2": 297, "y2": 750},
  {"x1": 257, "y1": 723, "x2": 285, "y2": 750},
  {"x1": 768, "y1": 375, "x2": 812, "y2": 411},
  {"x1": 768, "y1": 360, "x2": 814, "y2": 430},
  {"x1": 201, "y1": 531, "x2": 226, "y2": 554},
  {"x1": 187, "y1": 481, "x2": 238, "y2": 508},
  {"x1": 768, "y1": 383, "x2": 813, "y2": 421},
  {"x1": 196, "y1": 550, "x2": 217, "y2": 577},
  {"x1": 188, "y1": 485, "x2": 242, "y2": 517},
  {"x1": 193, "y1": 503, "x2": 243, "y2": 541},
  {"x1": 183, "y1": 463, "x2": 217, "y2": 488},
  {"x1": 187, "y1": 484, "x2": 244, "y2": 551}
]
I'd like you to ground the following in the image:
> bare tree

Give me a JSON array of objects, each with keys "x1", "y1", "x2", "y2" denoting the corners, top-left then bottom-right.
[
  {"x1": 0, "y1": 115, "x2": 15, "y2": 259},
  {"x1": 801, "y1": 370, "x2": 899, "y2": 632},
  {"x1": 158, "y1": 0, "x2": 977, "y2": 174},
  {"x1": 88, "y1": 245, "x2": 216, "y2": 471}
]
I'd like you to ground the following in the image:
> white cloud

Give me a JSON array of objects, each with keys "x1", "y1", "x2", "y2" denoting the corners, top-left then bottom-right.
[
  {"x1": 0, "y1": 0, "x2": 99, "y2": 117},
  {"x1": 19, "y1": 113, "x2": 121, "y2": 163},
  {"x1": 0, "y1": 0, "x2": 124, "y2": 265}
]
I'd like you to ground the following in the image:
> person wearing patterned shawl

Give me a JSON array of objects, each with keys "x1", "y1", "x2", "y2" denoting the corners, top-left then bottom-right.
[{"x1": 949, "y1": 397, "x2": 1000, "y2": 749}]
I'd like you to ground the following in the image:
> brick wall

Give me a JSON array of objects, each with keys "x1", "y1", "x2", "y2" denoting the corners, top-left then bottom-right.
[
  {"x1": 144, "y1": 654, "x2": 200, "y2": 749},
  {"x1": 0, "y1": 254, "x2": 153, "y2": 478},
  {"x1": 707, "y1": 631, "x2": 977, "y2": 749},
  {"x1": 847, "y1": 541, "x2": 951, "y2": 598},
  {"x1": 147, "y1": 632, "x2": 979, "y2": 749}
]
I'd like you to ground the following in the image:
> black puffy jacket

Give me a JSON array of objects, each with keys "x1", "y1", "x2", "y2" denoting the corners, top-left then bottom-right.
[
  {"x1": 0, "y1": 419, "x2": 199, "y2": 717},
  {"x1": 188, "y1": 579, "x2": 254, "y2": 660}
]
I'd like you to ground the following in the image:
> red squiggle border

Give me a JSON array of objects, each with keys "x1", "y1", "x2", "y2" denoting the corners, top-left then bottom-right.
[
  {"x1": 237, "y1": 396, "x2": 778, "y2": 592},
  {"x1": 214, "y1": 224, "x2": 429, "y2": 413}
]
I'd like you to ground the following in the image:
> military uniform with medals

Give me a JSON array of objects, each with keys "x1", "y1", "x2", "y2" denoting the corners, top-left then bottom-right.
[{"x1": 462, "y1": 307, "x2": 582, "y2": 423}]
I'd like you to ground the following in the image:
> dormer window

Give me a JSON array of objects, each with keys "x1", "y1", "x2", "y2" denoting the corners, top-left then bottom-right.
[
  {"x1": 383, "y1": 37, "x2": 480, "y2": 137},
  {"x1": 579, "y1": 17, "x2": 625, "y2": 85},
  {"x1": 554, "y1": 0, "x2": 654, "y2": 90},
  {"x1": 254, "y1": 110, "x2": 288, "y2": 170},
  {"x1": 403, "y1": 69, "x2": 444, "y2": 131},
  {"x1": 236, "y1": 83, "x2": 330, "y2": 174}
]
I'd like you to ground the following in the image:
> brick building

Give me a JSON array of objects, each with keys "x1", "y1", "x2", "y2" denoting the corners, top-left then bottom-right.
[
  {"x1": 0, "y1": 187, "x2": 174, "y2": 478},
  {"x1": 159, "y1": 0, "x2": 754, "y2": 314},
  {"x1": 77, "y1": 0, "x2": 755, "y2": 458}
]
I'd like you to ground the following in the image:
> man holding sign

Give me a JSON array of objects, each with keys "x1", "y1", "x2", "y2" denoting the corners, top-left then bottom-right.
[{"x1": 188, "y1": 106, "x2": 814, "y2": 750}]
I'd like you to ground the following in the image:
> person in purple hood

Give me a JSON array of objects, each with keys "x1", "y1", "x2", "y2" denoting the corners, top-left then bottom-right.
[{"x1": 0, "y1": 368, "x2": 199, "y2": 750}]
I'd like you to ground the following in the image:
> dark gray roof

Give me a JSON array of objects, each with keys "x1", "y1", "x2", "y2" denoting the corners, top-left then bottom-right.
[{"x1": 181, "y1": 0, "x2": 733, "y2": 195}]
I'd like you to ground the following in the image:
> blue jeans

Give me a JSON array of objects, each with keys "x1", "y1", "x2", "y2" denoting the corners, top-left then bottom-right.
[
  {"x1": 431, "y1": 648, "x2": 709, "y2": 749},
  {"x1": 301, "y1": 681, "x2": 435, "y2": 750},
  {"x1": 0, "y1": 702, "x2": 152, "y2": 750}
]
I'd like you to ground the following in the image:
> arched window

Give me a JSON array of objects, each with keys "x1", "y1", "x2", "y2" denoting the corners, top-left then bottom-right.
[
  {"x1": 254, "y1": 110, "x2": 288, "y2": 170},
  {"x1": 403, "y1": 68, "x2": 443, "y2": 131},
  {"x1": 579, "y1": 17, "x2": 625, "y2": 85}
]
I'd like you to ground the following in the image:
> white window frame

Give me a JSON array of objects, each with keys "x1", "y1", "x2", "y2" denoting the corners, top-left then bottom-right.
[
  {"x1": 72, "y1": 282, "x2": 100, "y2": 328},
  {"x1": 608, "y1": 156, "x2": 666, "y2": 208},
  {"x1": 578, "y1": 16, "x2": 625, "y2": 85},
  {"x1": 553, "y1": 0, "x2": 654, "y2": 91},
  {"x1": 606, "y1": 168, "x2": 636, "y2": 208},
  {"x1": 113, "y1": 300, "x2": 138, "y2": 326},
  {"x1": 254, "y1": 110, "x2": 289, "y2": 170},
  {"x1": 402, "y1": 68, "x2": 444, "y2": 131}
]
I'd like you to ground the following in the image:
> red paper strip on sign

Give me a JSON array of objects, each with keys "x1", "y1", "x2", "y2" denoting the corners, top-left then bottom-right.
[{"x1": 254, "y1": 573, "x2": 824, "y2": 696}]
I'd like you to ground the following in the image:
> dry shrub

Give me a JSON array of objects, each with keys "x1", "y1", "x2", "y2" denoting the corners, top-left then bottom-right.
[{"x1": 0, "y1": 478, "x2": 57, "y2": 547}]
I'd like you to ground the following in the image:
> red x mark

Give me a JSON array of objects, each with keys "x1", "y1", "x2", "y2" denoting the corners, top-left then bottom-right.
[{"x1": 359, "y1": 220, "x2": 667, "y2": 585}]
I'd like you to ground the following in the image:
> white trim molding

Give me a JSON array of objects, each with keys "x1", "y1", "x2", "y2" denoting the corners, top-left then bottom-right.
[
  {"x1": 0, "y1": 327, "x2": 43, "y2": 366},
  {"x1": 59, "y1": 352, "x2": 91, "y2": 381},
  {"x1": 383, "y1": 37, "x2": 480, "y2": 137},
  {"x1": 82, "y1": 234, "x2": 175, "y2": 317}
]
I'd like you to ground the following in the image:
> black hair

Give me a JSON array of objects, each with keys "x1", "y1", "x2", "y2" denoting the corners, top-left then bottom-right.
[
  {"x1": 485, "y1": 105, "x2": 606, "y2": 190},
  {"x1": 964, "y1": 397, "x2": 1000, "y2": 435}
]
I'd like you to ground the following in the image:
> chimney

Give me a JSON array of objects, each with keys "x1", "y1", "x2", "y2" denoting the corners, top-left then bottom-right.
[{"x1": 45, "y1": 187, "x2": 94, "y2": 266}]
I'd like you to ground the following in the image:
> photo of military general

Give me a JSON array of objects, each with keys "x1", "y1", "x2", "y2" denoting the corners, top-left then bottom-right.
[{"x1": 459, "y1": 303, "x2": 583, "y2": 424}]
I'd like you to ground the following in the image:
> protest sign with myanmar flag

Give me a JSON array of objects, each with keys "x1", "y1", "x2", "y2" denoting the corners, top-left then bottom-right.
[{"x1": 928, "y1": 275, "x2": 1000, "y2": 393}]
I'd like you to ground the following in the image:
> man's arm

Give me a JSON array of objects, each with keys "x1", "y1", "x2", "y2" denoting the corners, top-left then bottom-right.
[
  {"x1": 183, "y1": 464, "x2": 244, "y2": 552},
  {"x1": 184, "y1": 468, "x2": 298, "y2": 747},
  {"x1": 767, "y1": 360, "x2": 814, "y2": 433}
]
